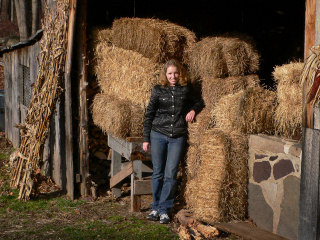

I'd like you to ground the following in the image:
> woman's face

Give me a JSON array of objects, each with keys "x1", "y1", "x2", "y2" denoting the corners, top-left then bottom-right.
[{"x1": 166, "y1": 65, "x2": 180, "y2": 86}]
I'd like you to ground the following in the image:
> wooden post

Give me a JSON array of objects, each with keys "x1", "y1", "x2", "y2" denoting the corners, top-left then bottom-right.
[
  {"x1": 77, "y1": 0, "x2": 89, "y2": 197},
  {"x1": 111, "y1": 149, "x2": 122, "y2": 198},
  {"x1": 131, "y1": 160, "x2": 142, "y2": 212},
  {"x1": 64, "y1": 0, "x2": 77, "y2": 200},
  {"x1": 299, "y1": 0, "x2": 320, "y2": 239}
]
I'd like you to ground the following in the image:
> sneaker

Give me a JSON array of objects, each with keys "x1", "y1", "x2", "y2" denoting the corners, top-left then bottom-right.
[
  {"x1": 147, "y1": 210, "x2": 159, "y2": 221},
  {"x1": 159, "y1": 213, "x2": 170, "y2": 224}
]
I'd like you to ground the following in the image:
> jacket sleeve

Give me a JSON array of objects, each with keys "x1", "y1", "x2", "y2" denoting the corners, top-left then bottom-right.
[
  {"x1": 143, "y1": 87, "x2": 159, "y2": 142},
  {"x1": 188, "y1": 84, "x2": 205, "y2": 114}
]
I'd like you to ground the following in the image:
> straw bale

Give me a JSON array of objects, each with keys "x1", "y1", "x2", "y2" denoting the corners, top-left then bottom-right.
[
  {"x1": 220, "y1": 133, "x2": 249, "y2": 221},
  {"x1": 273, "y1": 61, "x2": 304, "y2": 85},
  {"x1": 111, "y1": 17, "x2": 197, "y2": 64},
  {"x1": 89, "y1": 27, "x2": 113, "y2": 47},
  {"x1": 213, "y1": 86, "x2": 276, "y2": 134},
  {"x1": 202, "y1": 74, "x2": 260, "y2": 110},
  {"x1": 185, "y1": 144, "x2": 201, "y2": 180},
  {"x1": 188, "y1": 36, "x2": 259, "y2": 79},
  {"x1": 188, "y1": 129, "x2": 230, "y2": 223},
  {"x1": 187, "y1": 108, "x2": 213, "y2": 145},
  {"x1": 91, "y1": 93, "x2": 144, "y2": 138},
  {"x1": 94, "y1": 44, "x2": 160, "y2": 108}
]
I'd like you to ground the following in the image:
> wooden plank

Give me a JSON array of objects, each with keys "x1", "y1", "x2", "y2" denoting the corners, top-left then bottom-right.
[
  {"x1": 125, "y1": 137, "x2": 143, "y2": 142},
  {"x1": 131, "y1": 160, "x2": 142, "y2": 212},
  {"x1": 64, "y1": 0, "x2": 77, "y2": 200},
  {"x1": 299, "y1": 127, "x2": 320, "y2": 240},
  {"x1": 134, "y1": 180, "x2": 152, "y2": 195},
  {"x1": 110, "y1": 161, "x2": 133, "y2": 188},
  {"x1": 108, "y1": 134, "x2": 142, "y2": 160},
  {"x1": 3, "y1": 54, "x2": 12, "y2": 141},
  {"x1": 305, "y1": 0, "x2": 316, "y2": 58},
  {"x1": 215, "y1": 222, "x2": 288, "y2": 240},
  {"x1": 11, "y1": 51, "x2": 20, "y2": 148},
  {"x1": 111, "y1": 149, "x2": 122, "y2": 197},
  {"x1": 77, "y1": 0, "x2": 89, "y2": 197}
]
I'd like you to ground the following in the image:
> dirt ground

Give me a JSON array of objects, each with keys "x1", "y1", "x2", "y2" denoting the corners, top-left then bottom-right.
[{"x1": 0, "y1": 132, "x2": 242, "y2": 240}]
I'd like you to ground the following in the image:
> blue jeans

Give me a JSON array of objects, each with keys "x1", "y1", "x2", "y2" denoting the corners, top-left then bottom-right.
[{"x1": 150, "y1": 130, "x2": 187, "y2": 214}]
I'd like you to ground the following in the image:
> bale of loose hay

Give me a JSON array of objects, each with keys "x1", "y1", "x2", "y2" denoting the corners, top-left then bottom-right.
[
  {"x1": 185, "y1": 144, "x2": 201, "y2": 180},
  {"x1": 213, "y1": 86, "x2": 276, "y2": 134},
  {"x1": 94, "y1": 44, "x2": 160, "y2": 108},
  {"x1": 202, "y1": 74, "x2": 260, "y2": 111},
  {"x1": 189, "y1": 129, "x2": 230, "y2": 223},
  {"x1": 89, "y1": 27, "x2": 113, "y2": 47},
  {"x1": 188, "y1": 36, "x2": 259, "y2": 79},
  {"x1": 220, "y1": 133, "x2": 249, "y2": 221},
  {"x1": 111, "y1": 17, "x2": 197, "y2": 64},
  {"x1": 91, "y1": 93, "x2": 144, "y2": 138},
  {"x1": 273, "y1": 62, "x2": 304, "y2": 139}
]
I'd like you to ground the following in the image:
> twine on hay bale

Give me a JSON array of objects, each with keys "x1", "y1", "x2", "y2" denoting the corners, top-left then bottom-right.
[
  {"x1": 202, "y1": 74, "x2": 260, "y2": 111},
  {"x1": 94, "y1": 44, "x2": 160, "y2": 108},
  {"x1": 91, "y1": 94, "x2": 144, "y2": 139},
  {"x1": 111, "y1": 17, "x2": 197, "y2": 64},
  {"x1": 213, "y1": 86, "x2": 276, "y2": 134},
  {"x1": 273, "y1": 62, "x2": 304, "y2": 139},
  {"x1": 188, "y1": 36, "x2": 259, "y2": 79}
]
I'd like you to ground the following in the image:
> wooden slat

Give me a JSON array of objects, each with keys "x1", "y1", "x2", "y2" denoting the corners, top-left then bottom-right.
[
  {"x1": 110, "y1": 161, "x2": 133, "y2": 188},
  {"x1": 299, "y1": 127, "x2": 320, "y2": 240},
  {"x1": 77, "y1": 0, "x2": 89, "y2": 197},
  {"x1": 125, "y1": 137, "x2": 143, "y2": 142},
  {"x1": 64, "y1": 0, "x2": 77, "y2": 200},
  {"x1": 215, "y1": 222, "x2": 288, "y2": 240},
  {"x1": 11, "y1": 51, "x2": 20, "y2": 148},
  {"x1": 133, "y1": 179, "x2": 152, "y2": 195},
  {"x1": 131, "y1": 160, "x2": 142, "y2": 212},
  {"x1": 305, "y1": 0, "x2": 316, "y2": 58}
]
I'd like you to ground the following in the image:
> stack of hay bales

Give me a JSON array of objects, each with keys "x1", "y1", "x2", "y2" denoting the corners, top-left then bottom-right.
[
  {"x1": 273, "y1": 62, "x2": 304, "y2": 140},
  {"x1": 91, "y1": 18, "x2": 197, "y2": 139},
  {"x1": 185, "y1": 35, "x2": 277, "y2": 223}
]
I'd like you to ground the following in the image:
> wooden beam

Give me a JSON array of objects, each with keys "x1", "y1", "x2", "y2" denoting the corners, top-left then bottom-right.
[
  {"x1": 305, "y1": 0, "x2": 316, "y2": 58},
  {"x1": 77, "y1": 0, "x2": 89, "y2": 197},
  {"x1": 64, "y1": 0, "x2": 77, "y2": 200},
  {"x1": 110, "y1": 161, "x2": 133, "y2": 188}
]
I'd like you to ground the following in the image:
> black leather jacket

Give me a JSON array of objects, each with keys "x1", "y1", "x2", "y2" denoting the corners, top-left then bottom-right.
[{"x1": 143, "y1": 84, "x2": 205, "y2": 142}]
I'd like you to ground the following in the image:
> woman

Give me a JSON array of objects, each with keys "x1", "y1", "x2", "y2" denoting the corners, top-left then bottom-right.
[{"x1": 143, "y1": 59, "x2": 204, "y2": 224}]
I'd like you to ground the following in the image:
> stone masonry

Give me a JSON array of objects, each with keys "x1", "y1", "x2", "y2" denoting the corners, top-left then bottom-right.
[{"x1": 248, "y1": 134, "x2": 301, "y2": 240}]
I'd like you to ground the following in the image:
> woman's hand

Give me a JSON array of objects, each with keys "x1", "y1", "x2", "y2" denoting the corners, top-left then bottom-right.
[
  {"x1": 185, "y1": 110, "x2": 196, "y2": 122},
  {"x1": 143, "y1": 142, "x2": 150, "y2": 152}
]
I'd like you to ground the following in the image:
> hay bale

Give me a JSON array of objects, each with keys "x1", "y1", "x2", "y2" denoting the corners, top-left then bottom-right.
[
  {"x1": 94, "y1": 44, "x2": 160, "y2": 108},
  {"x1": 273, "y1": 62, "x2": 304, "y2": 139},
  {"x1": 220, "y1": 133, "x2": 249, "y2": 221},
  {"x1": 111, "y1": 17, "x2": 197, "y2": 64},
  {"x1": 188, "y1": 36, "x2": 259, "y2": 79},
  {"x1": 213, "y1": 86, "x2": 276, "y2": 134},
  {"x1": 185, "y1": 144, "x2": 201, "y2": 180},
  {"x1": 89, "y1": 27, "x2": 113, "y2": 46},
  {"x1": 91, "y1": 93, "x2": 144, "y2": 138},
  {"x1": 188, "y1": 108, "x2": 213, "y2": 145},
  {"x1": 189, "y1": 129, "x2": 230, "y2": 223},
  {"x1": 202, "y1": 74, "x2": 260, "y2": 111}
]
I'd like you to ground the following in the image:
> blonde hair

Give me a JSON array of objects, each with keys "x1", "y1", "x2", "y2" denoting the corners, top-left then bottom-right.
[{"x1": 159, "y1": 59, "x2": 188, "y2": 86}]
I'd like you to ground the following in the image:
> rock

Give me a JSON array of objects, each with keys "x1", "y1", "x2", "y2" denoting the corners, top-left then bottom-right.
[
  {"x1": 253, "y1": 161, "x2": 271, "y2": 183},
  {"x1": 277, "y1": 176, "x2": 300, "y2": 240},
  {"x1": 248, "y1": 183, "x2": 274, "y2": 232},
  {"x1": 273, "y1": 159, "x2": 294, "y2": 180}
]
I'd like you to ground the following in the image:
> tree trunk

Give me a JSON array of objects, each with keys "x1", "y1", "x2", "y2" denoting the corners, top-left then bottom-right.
[{"x1": 32, "y1": 0, "x2": 39, "y2": 35}]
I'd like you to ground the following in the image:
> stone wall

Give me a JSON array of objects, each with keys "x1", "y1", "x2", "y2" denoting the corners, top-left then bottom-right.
[{"x1": 248, "y1": 134, "x2": 301, "y2": 240}]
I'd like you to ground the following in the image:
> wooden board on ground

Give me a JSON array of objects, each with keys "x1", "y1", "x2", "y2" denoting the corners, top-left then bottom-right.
[
  {"x1": 215, "y1": 222, "x2": 288, "y2": 240},
  {"x1": 134, "y1": 179, "x2": 152, "y2": 195}
]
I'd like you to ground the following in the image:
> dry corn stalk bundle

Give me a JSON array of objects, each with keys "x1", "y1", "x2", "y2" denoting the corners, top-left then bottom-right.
[
  {"x1": 202, "y1": 74, "x2": 260, "y2": 111},
  {"x1": 188, "y1": 36, "x2": 259, "y2": 79},
  {"x1": 188, "y1": 129, "x2": 230, "y2": 223},
  {"x1": 213, "y1": 86, "x2": 276, "y2": 134},
  {"x1": 111, "y1": 17, "x2": 197, "y2": 64},
  {"x1": 273, "y1": 62, "x2": 304, "y2": 139},
  {"x1": 91, "y1": 93, "x2": 145, "y2": 139},
  {"x1": 219, "y1": 133, "x2": 249, "y2": 221},
  {"x1": 10, "y1": 0, "x2": 69, "y2": 200},
  {"x1": 94, "y1": 43, "x2": 160, "y2": 108}
]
